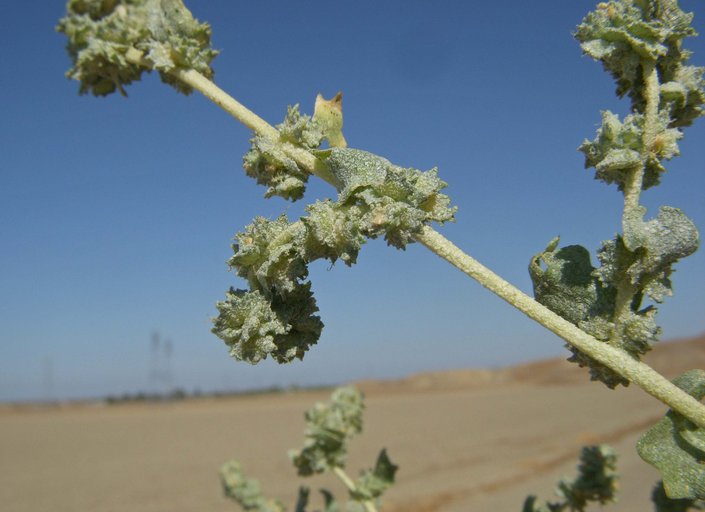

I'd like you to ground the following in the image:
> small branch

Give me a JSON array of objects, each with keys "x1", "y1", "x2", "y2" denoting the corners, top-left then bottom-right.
[
  {"x1": 414, "y1": 226, "x2": 705, "y2": 429},
  {"x1": 123, "y1": 48, "x2": 341, "y2": 189},
  {"x1": 332, "y1": 467, "x2": 378, "y2": 512}
]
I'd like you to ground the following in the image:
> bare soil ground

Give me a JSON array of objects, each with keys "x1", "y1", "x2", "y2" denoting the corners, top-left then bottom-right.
[{"x1": 1, "y1": 334, "x2": 703, "y2": 512}]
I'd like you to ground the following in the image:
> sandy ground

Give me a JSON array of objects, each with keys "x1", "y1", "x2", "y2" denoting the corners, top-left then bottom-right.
[{"x1": 1, "y1": 335, "x2": 703, "y2": 512}]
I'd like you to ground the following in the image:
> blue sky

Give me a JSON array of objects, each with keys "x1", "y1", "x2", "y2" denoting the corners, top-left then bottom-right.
[{"x1": 1, "y1": 1, "x2": 704, "y2": 402}]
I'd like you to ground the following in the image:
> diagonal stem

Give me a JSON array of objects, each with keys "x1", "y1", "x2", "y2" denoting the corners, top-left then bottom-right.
[
  {"x1": 414, "y1": 226, "x2": 705, "y2": 428},
  {"x1": 124, "y1": 48, "x2": 341, "y2": 189},
  {"x1": 127, "y1": 54, "x2": 705, "y2": 428}
]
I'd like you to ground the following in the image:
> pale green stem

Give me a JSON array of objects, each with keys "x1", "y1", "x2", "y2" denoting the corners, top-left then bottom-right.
[
  {"x1": 332, "y1": 467, "x2": 378, "y2": 512},
  {"x1": 415, "y1": 226, "x2": 705, "y2": 428},
  {"x1": 612, "y1": 59, "x2": 661, "y2": 334},
  {"x1": 123, "y1": 48, "x2": 341, "y2": 189},
  {"x1": 125, "y1": 51, "x2": 705, "y2": 427}
]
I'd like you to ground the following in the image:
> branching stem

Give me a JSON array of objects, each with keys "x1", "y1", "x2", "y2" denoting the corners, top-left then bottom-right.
[
  {"x1": 124, "y1": 48, "x2": 341, "y2": 189},
  {"x1": 332, "y1": 467, "x2": 378, "y2": 512},
  {"x1": 136, "y1": 55, "x2": 705, "y2": 428},
  {"x1": 415, "y1": 226, "x2": 705, "y2": 428},
  {"x1": 612, "y1": 59, "x2": 661, "y2": 334}
]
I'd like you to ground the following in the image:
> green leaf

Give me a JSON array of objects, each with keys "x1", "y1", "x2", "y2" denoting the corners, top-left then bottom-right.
[
  {"x1": 320, "y1": 489, "x2": 341, "y2": 512},
  {"x1": 622, "y1": 206, "x2": 700, "y2": 302},
  {"x1": 529, "y1": 238, "x2": 611, "y2": 326},
  {"x1": 637, "y1": 370, "x2": 705, "y2": 500},
  {"x1": 319, "y1": 148, "x2": 456, "y2": 249},
  {"x1": 350, "y1": 449, "x2": 398, "y2": 502},
  {"x1": 295, "y1": 486, "x2": 310, "y2": 512}
]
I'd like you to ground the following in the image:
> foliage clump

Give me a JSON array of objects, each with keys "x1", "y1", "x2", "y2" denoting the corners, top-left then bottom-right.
[
  {"x1": 243, "y1": 106, "x2": 325, "y2": 201},
  {"x1": 213, "y1": 108, "x2": 455, "y2": 364},
  {"x1": 530, "y1": 0, "x2": 703, "y2": 389},
  {"x1": 523, "y1": 445, "x2": 618, "y2": 512},
  {"x1": 221, "y1": 387, "x2": 397, "y2": 512},
  {"x1": 56, "y1": 0, "x2": 218, "y2": 96}
]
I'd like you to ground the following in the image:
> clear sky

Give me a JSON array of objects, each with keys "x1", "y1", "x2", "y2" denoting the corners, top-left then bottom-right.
[{"x1": 1, "y1": 1, "x2": 704, "y2": 402}]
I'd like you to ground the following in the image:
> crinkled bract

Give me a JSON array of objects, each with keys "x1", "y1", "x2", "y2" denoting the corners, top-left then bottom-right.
[
  {"x1": 57, "y1": 0, "x2": 218, "y2": 96},
  {"x1": 229, "y1": 215, "x2": 309, "y2": 294},
  {"x1": 350, "y1": 449, "x2": 398, "y2": 502},
  {"x1": 303, "y1": 201, "x2": 366, "y2": 266},
  {"x1": 212, "y1": 286, "x2": 322, "y2": 364},
  {"x1": 579, "y1": 110, "x2": 682, "y2": 191},
  {"x1": 621, "y1": 206, "x2": 700, "y2": 301},
  {"x1": 243, "y1": 106, "x2": 324, "y2": 201},
  {"x1": 322, "y1": 148, "x2": 456, "y2": 249},
  {"x1": 575, "y1": 1, "x2": 697, "y2": 104},
  {"x1": 212, "y1": 289, "x2": 286, "y2": 364}
]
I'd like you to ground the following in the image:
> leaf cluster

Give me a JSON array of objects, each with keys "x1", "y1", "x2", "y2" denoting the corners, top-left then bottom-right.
[
  {"x1": 575, "y1": 0, "x2": 704, "y2": 120},
  {"x1": 576, "y1": 0, "x2": 704, "y2": 191},
  {"x1": 531, "y1": 0, "x2": 703, "y2": 388},
  {"x1": 530, "y1": 205, "x2": 698, "y2": 387},
  {"x1": 213, "y1": 108, "x2": 455, "y2": 365},
  {"x1": 57, "y1": 0, "x2": 218, "y2": 96},
  {"x1": 221, "y1": 387, "x2": 397, "y2": 512},
  {"x1": 523, "y1": 445, "x2": 618, "y2": 512}
]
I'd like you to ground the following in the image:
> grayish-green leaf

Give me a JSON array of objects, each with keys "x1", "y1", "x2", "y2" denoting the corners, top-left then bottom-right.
[
  {"x1": 350, "y1": 449, "x2": 398, "y2": 502},
  {"x1": 638, "y1": 370, "x2": 705, "y2": 500},
  {"x1": 622, "y1": 206, "x2": 700, "y2": 302}
]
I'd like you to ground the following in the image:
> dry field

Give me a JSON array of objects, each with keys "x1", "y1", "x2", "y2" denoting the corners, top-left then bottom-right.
[{"x1": 1, "y1": 335, "x2": 703, "y2": 512}]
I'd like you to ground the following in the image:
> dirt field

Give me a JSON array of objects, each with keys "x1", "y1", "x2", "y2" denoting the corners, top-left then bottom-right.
[{"x1": 1, "y1": 335, "x2": 703, "y2": 512}]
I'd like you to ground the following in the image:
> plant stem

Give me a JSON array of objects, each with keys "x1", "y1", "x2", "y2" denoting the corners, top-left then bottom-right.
[
  {"x1": 131, "y1": 52, "x2": 705, "y2": 427},
  {"x1": 123, "y1": 48, "x2": 341, "y2": 189},
  {"x1": 612, "y1": 59, "x2": 660, "y2": 334},
  {"x1": 332, "y1": 467, "x2": 378, "y2": 512},
  {"x1": 414, "y1": 226, "x2": 705, "y2": 428}
]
